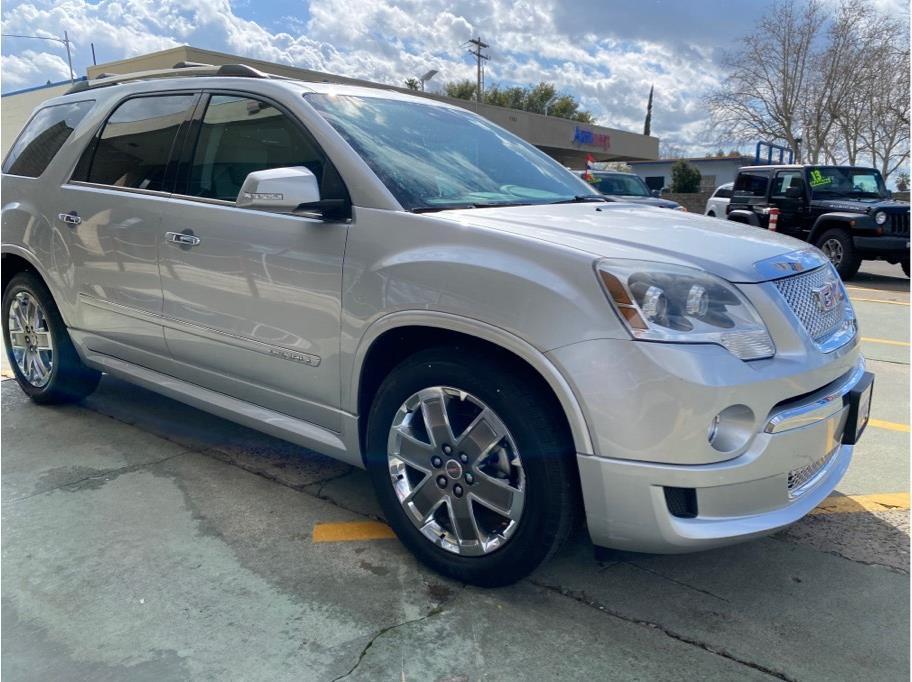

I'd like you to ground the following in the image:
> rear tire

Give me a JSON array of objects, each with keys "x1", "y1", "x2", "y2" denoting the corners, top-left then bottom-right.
[
  {"x1": 815, "y1": 229, "x2": 861, "y2": 280},
  {"x1": 902, "y1": 258, "x2": 909, "y2": 278},
  {"x1": 2, "y1": 271, "x2": 100, "y2": 403},
  {"x1": 365, "y1": 345, "x2": 578, "y2": 587}
]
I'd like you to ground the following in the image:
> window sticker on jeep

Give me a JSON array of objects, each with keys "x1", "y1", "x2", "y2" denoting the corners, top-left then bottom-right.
[{"x1": 808, "y1": 169, "x2": 832, "y2": 188}]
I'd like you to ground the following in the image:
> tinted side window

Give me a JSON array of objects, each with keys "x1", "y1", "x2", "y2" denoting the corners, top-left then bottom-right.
[
  {"x1": 3, "y1": 101, "x2": 95, "y2": 177},
  {"x1": 770, "y1": 171, "x2": 804, "y2": 197},
  {"x1": 185, "y1": 95, "x2": 344, "y2": 203},
  {"x1": 714, "y1": 187, "x2": 733, "y2": 199},
  {"x1": 79, "y1": 95, "x2": 196, "y2": 191},
  {"x1": 733, "y1": 171, "x2": 769, "y2": 197}
]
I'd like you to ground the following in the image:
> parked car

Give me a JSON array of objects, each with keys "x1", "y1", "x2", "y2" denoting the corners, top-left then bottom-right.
[
  {"x1": 2, "y1": 65, "x2": 872, "y2": 586},
  {"x1": 705, "y1": 182, "x2": 733, "y2": 217},
  {"x1": 575, "y1": 170, "x2": 686, "y2": 210},
  {"x1": 726, "y1": 165, "x2": 910, "y2": 279}
]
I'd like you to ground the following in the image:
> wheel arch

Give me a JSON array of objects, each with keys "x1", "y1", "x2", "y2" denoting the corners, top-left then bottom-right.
[
  {"x1": 809, "y1": 213, "x2": 858, "y2": 244},
  {"x1": 350, "y1": 312, "x2": 594, "y2": 460},
  {"x1": 726, "y1": 209, "x2": 758, "y2": 226}
]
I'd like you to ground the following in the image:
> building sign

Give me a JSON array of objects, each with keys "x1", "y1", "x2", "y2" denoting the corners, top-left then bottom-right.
[{"x1": 572, "y1": 126, "x2": 610, "y2": 151}]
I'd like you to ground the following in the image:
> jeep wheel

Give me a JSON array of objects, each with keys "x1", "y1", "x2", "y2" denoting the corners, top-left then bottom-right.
[
  {"x1": 902, "y1": 258, "x2": 909, "y2": 278},
  {"x1": 365, "y1": 346, "x2": 578, "y2": 587},
  {"x1": 2, "y1": 272, "x2": 100, "y2": 403},
  {"x1": 816, "y1": 229, "x2": 861, "y2": 280}
]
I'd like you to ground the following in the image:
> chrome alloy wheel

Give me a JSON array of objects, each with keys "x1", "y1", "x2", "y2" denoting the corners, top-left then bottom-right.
[
  {"x1": 820, "y1": 238, "x2": 844, "y2": 266},
  {"x1": 387, "y1": 386, "x2": 526, "y2": 556},
  {"x1": 8, "y1": 291, "x2": 54, "y2": 387}
]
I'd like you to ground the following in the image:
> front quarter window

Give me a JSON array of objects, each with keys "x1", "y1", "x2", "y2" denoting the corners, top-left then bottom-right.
[{"x1": 306, "y1": 93, "x2": 595, "y2": 211}]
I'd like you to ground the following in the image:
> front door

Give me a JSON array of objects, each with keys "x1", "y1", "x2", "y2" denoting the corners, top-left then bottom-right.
[
  {"x1": 57, "y1": 92, "x2": 198, "y2": 365},
  {"x1": 157, "y1": 93, "x2": 350, "y2": 430}
]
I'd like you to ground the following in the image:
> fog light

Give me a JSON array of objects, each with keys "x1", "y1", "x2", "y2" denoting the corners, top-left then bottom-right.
[
  {"x1": 707, "y1": 405, "x2": 755, "y2": 453},
  {"x1": 708, "y1": 414, "x2": 721, "y2": 443}
]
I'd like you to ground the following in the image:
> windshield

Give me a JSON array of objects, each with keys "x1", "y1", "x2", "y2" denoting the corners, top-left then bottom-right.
[
  {"x1": 588, "y1": 173, "x2": 651, "y2": 197},
  {"x1": 306, "y1": 94, "x2": 597, "y2": 211},
  {"x1": 806, "y1": 166, "x2": 888, "y2": 199}
]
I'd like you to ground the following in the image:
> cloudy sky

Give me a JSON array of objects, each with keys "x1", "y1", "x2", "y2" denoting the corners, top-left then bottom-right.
[{"x1": 0, "y1": 0, "x2": 906, "y2": 152}]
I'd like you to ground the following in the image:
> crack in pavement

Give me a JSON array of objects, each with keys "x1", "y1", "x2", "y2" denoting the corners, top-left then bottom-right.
[
  {"x1": 530, "y1": 579, "x2": 796, "y2": 681},
  {"x1": 624, "y1": 561, "x2": 731, "y2": 602},
  {"x1": 770, "y1": 536, "x2": 909, "y2": 575},
  {"x1": 5, "y1": 449, "x2": 193, "y2": 503},
  {"x1": 330, "y1": 588, "x2": 461, "y2": 682},
  {"x1": 199, "y1": 447, "x2": 379, "y2": 521}
]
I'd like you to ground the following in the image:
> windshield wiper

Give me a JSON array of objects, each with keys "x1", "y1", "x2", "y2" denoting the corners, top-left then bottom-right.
[
  {"x1": 411, "y1": 201, "x2": 534, "y2": 213},
  {"x1": 548, "y1": 195, "x2": 609, "y2": 205}
]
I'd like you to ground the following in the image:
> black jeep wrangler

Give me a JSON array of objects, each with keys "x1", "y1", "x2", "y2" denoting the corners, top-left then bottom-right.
[{"x1": 726, "y1": 164, "x2": 910, "y2": 279}]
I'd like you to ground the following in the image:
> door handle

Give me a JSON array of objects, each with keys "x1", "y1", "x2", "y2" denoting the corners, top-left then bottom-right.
[
  {"x1": 57, "y1": 211, "x2": 82, "y2": 226},
  {"x1": 165, "y1": 231, "x2": 201, "y2": 246}
]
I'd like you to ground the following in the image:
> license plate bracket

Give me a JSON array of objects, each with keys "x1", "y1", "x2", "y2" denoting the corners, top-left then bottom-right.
[{"x1": 843, "y1": 372, "x2": 874, "y2": 445}]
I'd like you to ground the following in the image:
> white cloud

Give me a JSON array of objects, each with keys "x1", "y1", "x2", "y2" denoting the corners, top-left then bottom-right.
[{"x1": 1, "y1": 0, "x2": 899, "y2": 153}]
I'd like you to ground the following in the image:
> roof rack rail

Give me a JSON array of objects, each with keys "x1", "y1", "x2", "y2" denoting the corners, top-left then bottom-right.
[
  {"x1": 65, "y1": 63, "x2": 277, "y2": 95},
  {"x1": 173, "y1": 61, "x2": 213, "y2": 69}
]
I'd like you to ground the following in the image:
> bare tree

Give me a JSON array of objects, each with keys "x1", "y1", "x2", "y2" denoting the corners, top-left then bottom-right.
[
  {"x1": 707, "y1": 0, "x2": 822, "y2": 159},
  {"x1": 707, "y1": 0, "x2": 910, "y2": 180}
]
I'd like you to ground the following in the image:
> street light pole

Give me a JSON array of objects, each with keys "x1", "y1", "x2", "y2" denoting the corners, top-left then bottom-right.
[{"x1": 1, "y1": 32, "x2": 75, "y2": 82}]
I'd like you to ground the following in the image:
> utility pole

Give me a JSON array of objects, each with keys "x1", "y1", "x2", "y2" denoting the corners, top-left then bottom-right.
[
  {"x1": 643, "y1": 84, "x2": 654, "y2": 136},
  {"x1": 466, "y1": 36, "x2": 489, "y2": 109},
  {"x1": 2, "y1": 32, "x2": 75, "y2": 82}
]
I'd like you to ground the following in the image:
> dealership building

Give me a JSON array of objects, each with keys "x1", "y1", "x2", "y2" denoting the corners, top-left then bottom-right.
[{"x1": 1, "y1": 45, "x2": 659, "y2": 166}]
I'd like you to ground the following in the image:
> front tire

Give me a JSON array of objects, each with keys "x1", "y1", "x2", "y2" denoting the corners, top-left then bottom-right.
[
  {"x1": 816, "y1": 228, "x2": 861, "y2": 280},
  {"x1": 365, "y1": 346, "x2": 578, "y2": 587},
  {"x1": 2, "y1": 271, "x2": 100, "y2": 403}
]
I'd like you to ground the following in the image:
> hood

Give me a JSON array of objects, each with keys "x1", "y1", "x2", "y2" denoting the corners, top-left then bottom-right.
[
  {"x1": 606, "y1": 195, "x2": 681, "y2": 209},
  {"x1": 439, "y1": 202, "x2": 808, "y2": 283},
  {"x1": 812, "y1": 198, "x2": 911, "y2": 214}
]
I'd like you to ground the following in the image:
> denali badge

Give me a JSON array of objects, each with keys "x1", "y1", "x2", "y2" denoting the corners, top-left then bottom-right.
[{"x1": 812, "y1": 280, "x2": 841, "y2": 313}]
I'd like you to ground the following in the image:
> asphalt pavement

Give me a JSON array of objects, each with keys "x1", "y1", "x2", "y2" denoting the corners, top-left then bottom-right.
[{"x1": 2, "y1": 259, "x2": 909, "y2": 681}]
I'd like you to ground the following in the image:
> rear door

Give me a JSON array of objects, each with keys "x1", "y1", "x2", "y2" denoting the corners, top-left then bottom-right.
[
  {"x1": 156, "y1": 91, "x2": 350, "y2": 429},
  {"x1": 55, "y1": 92, "x2": 199, "y2": 365},
  {"x1": 769, "y1": 170, "x2": 810, "y2": 238}
]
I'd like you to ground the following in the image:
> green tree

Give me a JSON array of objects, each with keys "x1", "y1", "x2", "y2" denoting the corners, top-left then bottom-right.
[
  {"x1": 445, "y1": 79, "x2": 477, "y2": 100},
  {"x1": 404, "y1": 77, "x2": 421, "y2": 91},
  {"x1": 442, "y1": 80, "x2": 594, "y2": 123},
  {"x1": 671, "y1": 160, "x2": 702, "y2": 193}
]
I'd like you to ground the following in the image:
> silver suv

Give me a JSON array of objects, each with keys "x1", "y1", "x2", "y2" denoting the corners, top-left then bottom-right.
[{"x1": 1, "y1": 65, "x2": 873, "y2": 586}]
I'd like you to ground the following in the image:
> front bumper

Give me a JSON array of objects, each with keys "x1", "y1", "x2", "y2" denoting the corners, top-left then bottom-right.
[
  {"x1": 549, "y1": 334, "x2": 868, "y2": 553},
  {"x1": 853, "y1": 235, "x2": 909, "y2": 257}
]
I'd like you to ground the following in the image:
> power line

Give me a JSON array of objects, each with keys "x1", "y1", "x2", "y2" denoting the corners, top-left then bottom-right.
[{"x1": 2, "y1": 31, "x2": 75, "y2": 82}]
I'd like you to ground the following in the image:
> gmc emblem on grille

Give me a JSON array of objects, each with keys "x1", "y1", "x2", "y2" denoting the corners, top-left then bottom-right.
[{"x1": 811, "y1": 280, "x2": 841, "y2": 313}]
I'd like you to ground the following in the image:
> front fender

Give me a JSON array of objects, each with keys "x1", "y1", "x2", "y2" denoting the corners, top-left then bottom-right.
[
  {"x1": 348, "y1": 310, "x2": 595, "y2": 455},
  {"x1": 809, "y1": 212, "x2": 869, "y2": 243}
]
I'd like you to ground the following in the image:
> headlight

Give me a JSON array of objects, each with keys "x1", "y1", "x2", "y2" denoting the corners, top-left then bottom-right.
[
  {"x1": 874, "y1": 211, "x2": 888, "y2": 225},
  {"x1": 674, "y1": 206, "x2": 688, "y2": 212},
  {"x1": 596, "y1": 259, "x2": 775, "y2": 360}
]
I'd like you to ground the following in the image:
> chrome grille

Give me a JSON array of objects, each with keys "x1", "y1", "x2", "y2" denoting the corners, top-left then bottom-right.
[
  {"x1": 788, "y1": 448, "x2": 836, "y2": 497},
  {"x1": 774, "y1": 265, "x2": 845, "y2": 342}
]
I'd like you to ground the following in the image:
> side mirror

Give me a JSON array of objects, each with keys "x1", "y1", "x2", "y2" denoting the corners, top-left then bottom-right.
[
  {"x1": 237, "y1": 166, "x2": 321, "y2": 212},
  {"x1": 651, "y1": 189, "x2": 660, "y2": 197}
]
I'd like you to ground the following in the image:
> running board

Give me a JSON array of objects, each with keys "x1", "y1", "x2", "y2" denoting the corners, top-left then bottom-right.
[{"x1": 82, "y1": 351, "x2": 362, "y2": 467}]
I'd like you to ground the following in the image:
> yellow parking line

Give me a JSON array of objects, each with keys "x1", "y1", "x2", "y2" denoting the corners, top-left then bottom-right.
[
  {"x1": 812, "y1": 492, "x2": 909, "y2": 514},
  {"x1": 868, "y1": 418, "x2": 911, "y2": 433},
  {"x1": 849, "y1": 296, "x2": 910, "y2": 306},
  {"x1": 861, "y1": 337, "x2": 910, "y2": 347},
  {"x1": 312, "y1": 520, "x2": 396, "y2": 543}
]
